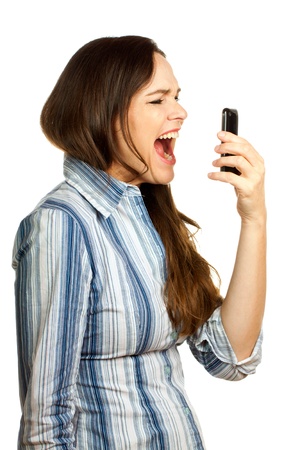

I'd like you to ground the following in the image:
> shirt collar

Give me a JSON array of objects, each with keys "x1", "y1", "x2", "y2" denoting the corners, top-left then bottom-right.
[{"x1": 63, "y1": 155, "x2": 141, "y2": 218}]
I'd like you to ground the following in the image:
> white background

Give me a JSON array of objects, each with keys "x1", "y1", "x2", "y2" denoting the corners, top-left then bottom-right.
[{"x1": 1, "y1": 1, "x2": 299, "y2": 448}]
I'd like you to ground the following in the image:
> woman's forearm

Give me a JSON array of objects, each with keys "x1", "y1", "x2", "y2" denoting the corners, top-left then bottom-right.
[{"x1": 221, "y1": 214, "x2": 267, "y2": 361}]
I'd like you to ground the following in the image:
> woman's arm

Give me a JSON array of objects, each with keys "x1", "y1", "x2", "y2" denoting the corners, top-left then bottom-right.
[
  {"x1": 208, "y1": 131, "x2": 267, "y2": 361},
  {"x1": 13, "y1": 207, "x2": 92, "y2": 448}
]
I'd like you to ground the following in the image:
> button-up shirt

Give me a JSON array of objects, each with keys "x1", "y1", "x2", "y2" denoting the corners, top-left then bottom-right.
[{"x1": 12, "y1": 156, "x2": 262, "y2": 449}]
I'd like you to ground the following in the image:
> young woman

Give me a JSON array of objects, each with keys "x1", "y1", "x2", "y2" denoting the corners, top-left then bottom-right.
[{"x1": 12, "y1": 36, "x2": 266, "y2": 449}]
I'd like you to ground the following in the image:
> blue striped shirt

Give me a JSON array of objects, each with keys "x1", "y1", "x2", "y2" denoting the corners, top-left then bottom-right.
[{"x1": 12, "y1": 156, "x2": 262, "y2": 449}]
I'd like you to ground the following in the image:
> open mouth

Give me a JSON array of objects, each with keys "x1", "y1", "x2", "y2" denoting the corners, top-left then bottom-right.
[{"x1": 154, "y1": 131, "x2": 178, "y2": 162}]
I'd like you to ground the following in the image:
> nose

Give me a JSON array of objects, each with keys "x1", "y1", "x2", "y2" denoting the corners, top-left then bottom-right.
[{"x1": 168, "y1": 102, "x2": 188, "y2": 124}]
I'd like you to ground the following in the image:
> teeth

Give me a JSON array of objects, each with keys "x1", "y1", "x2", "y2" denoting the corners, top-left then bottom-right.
[
  {"x1": 158, "y1": 131, "x2": 179, "y2": 139},
  {"x1": 164, "y1": 152, "x2": 173, "y2": 160}
]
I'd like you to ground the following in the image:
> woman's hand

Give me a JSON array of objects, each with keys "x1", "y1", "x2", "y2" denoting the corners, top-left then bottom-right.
[
  {"x1": 208, "y1": 131, "x2": 266, "y2": 224},
  {"x1": 208, "y1": 131, "x2": 267, "y2": 361}
]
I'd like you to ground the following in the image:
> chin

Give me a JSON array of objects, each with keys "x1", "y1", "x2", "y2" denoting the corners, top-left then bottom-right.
[
  {"x1": 152, "y1": 169, "x2": 175, "y2": 185},
  {"x1": 137, "y1": 164, "x2": 175, "y2": 186}
]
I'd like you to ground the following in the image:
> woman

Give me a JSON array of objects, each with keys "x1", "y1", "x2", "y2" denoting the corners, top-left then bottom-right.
[{"x1": 12, "y1": 36, "x2": 266, "y2": 449}]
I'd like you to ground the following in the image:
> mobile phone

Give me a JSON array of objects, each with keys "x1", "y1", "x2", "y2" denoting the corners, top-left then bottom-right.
[{"x1": 221, "y1": 108, "x2": 241, "y2": 175}]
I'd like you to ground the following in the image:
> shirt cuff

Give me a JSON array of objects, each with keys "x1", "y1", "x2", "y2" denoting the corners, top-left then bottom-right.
[{"x1": 187, "y1": 306, "x2": 263, "y2": 375}]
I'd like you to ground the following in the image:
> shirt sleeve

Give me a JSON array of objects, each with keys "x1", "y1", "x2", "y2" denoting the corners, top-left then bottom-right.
[
  {"x1": 186, "y1": 306, "x2": 263, "y2": 381},
  {"x1": 13, "y1": 207, "x2": 93, "y2": 449}
]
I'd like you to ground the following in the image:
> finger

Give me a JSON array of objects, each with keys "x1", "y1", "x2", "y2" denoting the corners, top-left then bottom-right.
[
  {"x1": 212, "y1": 154, "x2": 252, "y2": 177},
  {"x1": 217, "y1": 130, "x2": 243, "y2": 143},
  {"x1": 207, "y1": 169, "x2": 243, "y2": 184},
  {"x1": 215, "y1": 141, "x2": 263, "y2": 169}
]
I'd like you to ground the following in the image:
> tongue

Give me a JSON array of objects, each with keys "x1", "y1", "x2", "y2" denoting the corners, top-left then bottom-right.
[{"x1": 154, "y1": 139, "x2": 168, "y2": 157}]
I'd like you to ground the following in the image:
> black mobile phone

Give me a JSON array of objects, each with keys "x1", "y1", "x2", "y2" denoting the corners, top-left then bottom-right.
[{"x1": 221, "y1": 108, "x2": 240, "y2": 175}]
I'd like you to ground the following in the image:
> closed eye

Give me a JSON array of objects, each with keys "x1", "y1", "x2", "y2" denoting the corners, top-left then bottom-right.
[
  {"x1": 149, "y1": 99, "x2": 163, "y2": 104},
  {"x1": 149, "y1": 97, "x2": 180, "y2": 105}
]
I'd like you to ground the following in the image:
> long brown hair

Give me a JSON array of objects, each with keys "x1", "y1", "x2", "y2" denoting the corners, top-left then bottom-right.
[{"x1": 40, "y1": 36, "x2": 222, "y2": 336}]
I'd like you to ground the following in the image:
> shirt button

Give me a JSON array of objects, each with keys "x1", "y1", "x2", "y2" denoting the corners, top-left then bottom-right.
[
  {"x1": 184, "y1": 407, "x2": 190, "y2": 416},
  {"x1": 170, "y1": 331, "x2": 178, "y2": 340},
  {"x1": 164, "y1": 366, "x2": 171, "y2": 375}
]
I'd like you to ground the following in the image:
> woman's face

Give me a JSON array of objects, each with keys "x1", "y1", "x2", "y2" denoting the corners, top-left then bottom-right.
[{"x1": 110, "y1": 52, "x2": 188, "y2": 186}]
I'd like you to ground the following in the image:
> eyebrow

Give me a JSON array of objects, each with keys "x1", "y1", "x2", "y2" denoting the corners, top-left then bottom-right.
[{"x1": 146, "y1": 88, "x2": 181, "y2": 97}]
